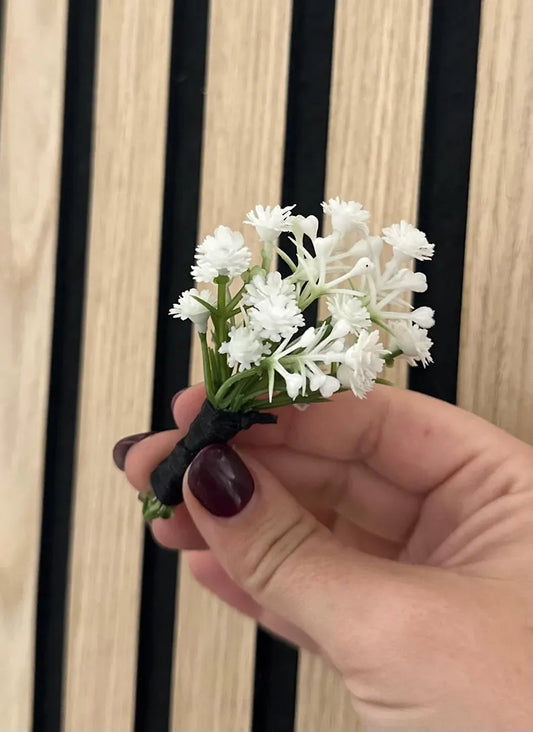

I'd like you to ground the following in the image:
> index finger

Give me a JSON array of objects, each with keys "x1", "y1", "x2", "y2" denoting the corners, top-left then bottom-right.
[{"x1": 173, "y1": 383, "x2": 525, "y2": 494}]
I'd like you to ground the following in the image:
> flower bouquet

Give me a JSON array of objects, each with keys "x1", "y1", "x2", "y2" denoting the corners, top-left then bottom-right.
[{"x1": 141, "y1": 198, "x2": 435, "y2": 520}]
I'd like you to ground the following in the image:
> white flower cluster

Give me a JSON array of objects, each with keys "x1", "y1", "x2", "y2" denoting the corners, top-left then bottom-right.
[{"x1": 169, "y1": 199, "x2": 436, "y2": 405}]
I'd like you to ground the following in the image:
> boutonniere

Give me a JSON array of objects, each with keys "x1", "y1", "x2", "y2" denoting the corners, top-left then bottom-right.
[{"x1": 141, "y1": 198, "x2": 435, "y2": 520}]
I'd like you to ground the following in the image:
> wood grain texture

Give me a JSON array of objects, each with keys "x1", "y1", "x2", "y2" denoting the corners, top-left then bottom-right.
[
  {"x1": 297, "y1": 1, "x2": 431, "y2": 729},
  {"x1": 458, "y1": 0, "x2": 532, "y2": 441},
  {"x1": 63, "y1": 2, "x2": 172, "y2": 729},
  {"x1": 0, "y1": 1, "x2": 68, "y2": 728},
  {"x1": 170, "y1": 1, "x2": 292, "y2": 730}
]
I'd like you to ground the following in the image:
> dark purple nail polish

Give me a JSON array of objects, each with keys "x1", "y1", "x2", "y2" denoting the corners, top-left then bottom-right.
[
  {"x1": 188, "y1": 443, "x2": 254, "y2": 517},
  {"x1": 112, "y1": 432, "x2": 154, "y2": 471},
  {"x1": 170, "y1": 388, "x2": 187, "y2": 413}
]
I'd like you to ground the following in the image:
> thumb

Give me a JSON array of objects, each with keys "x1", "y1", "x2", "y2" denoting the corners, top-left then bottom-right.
[{"x1": 183, "y1": 443, "x2": 417, "y2": 664}]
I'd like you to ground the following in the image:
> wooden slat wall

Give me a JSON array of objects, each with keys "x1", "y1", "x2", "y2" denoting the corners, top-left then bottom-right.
[
  {"x1": 458, "y1": 0, "x2": 532, "y2": 442},
  {"x1": 2, "y1": 1, "x2": 532, "y2": 731},
  {"x1": 296, "y1": 2, "x2": 432, "y2": 729},
  {"x1": 0, "y1": 1, "x2": 68, "y2": 728},
  {"x1": 63, "y1": 2, "x2": 172, "y2": 729},
  {"x1": 171, "y1": 2, "x2": 292, "y2": 729}
]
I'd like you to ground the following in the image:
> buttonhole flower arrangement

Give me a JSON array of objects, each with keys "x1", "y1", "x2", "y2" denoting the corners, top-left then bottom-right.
[{"x1": 142, "y1": 198, "x2": 435, "y2": 520}]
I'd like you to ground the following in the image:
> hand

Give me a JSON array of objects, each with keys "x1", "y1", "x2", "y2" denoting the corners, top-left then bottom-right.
[{"x1": 118, "y1": 385, "x2": 532, "y2": 731}]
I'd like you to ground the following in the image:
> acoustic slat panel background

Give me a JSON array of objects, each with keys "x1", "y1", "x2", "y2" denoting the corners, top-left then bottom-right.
[
  {"x1": 63, "y1": 2, "x2": 172, "y2": 729},
  {"x1": 295, "y1": 2, "x2": 431, "y2": 729},
  {"x1": 0, "y1": 1, "x2": 68, "y2": 728},
  {"x1": 170, "y1": 2, "x2": 292, "y2": 730},
  {"x1": 458, "y1": 0, "x2": 532, "y2": 441},
  {"x1": 1, "y1": 1, "x2": 532, "y2": 730}
]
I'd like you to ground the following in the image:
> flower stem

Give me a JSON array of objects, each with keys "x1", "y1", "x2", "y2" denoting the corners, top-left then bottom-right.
[
  {"x1": 199, "y1": 332, "x2": 215, "y2": 401},
  {"x1": 226, "y1": 285, "x2": 245, "y2": 312},
  {"x1": 213, "y1": 366, "x2": 262, "y2": 407},
  {"x1": 212, "y1": 275, "x2": 231, "y2": 384},
  {"x1": 140, "y1": 491, "x2": 174, "y2": 520},
  {"x1": 261, "y1": 241, "x2": 273, "y2": 271}
]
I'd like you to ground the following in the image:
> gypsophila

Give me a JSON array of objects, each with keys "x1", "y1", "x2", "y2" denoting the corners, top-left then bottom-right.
[
  {"x1": 169, "y1": 197, "x2": 436, "y2": 408},
  {"x1": 245, "y1": 204, "x2": 295, "y2": 242},
  {"x1": 192, "y1": 225, "x2": 252, "y2": 282},
  {"x1": 169, "y1": 288, "x2": 217, "y2": 333},
  {"x1": 219, "y1": 324, "x2": 269, "y2": 371},
  {"x1": 389, "y1": 321, "x2": 433, "y2": 367},
  {"x1": 142, "y1": 197, "x2": 439, "y2": 520},
  {"x1": 382, "y1": 221, "x2": 434, "y2": 261},
  {"x1": 327, "y1": 294, "x2": 371, "y2": 334},
  {"x1": 244, "y1": 271, "x2": 305, "y2": 341},
  {"x1": 322, "y1": 197, "x2": 370, "y2": 238}
]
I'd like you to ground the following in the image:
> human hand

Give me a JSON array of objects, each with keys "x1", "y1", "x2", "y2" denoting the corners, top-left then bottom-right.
[{"x1": 116, "y1": 385, "x2": 532, "y2": 731}]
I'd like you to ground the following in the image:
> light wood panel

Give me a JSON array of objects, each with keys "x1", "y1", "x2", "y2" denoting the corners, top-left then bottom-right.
[
  {"x1": 458, "y1": 0, "x2": 532, "y2": 442},
  {"x1": 171, "y1": 1, "x2": 292, "y2": 730},
  {"x1": 296, "y1": 1, "x2": 432, "y2": 729},
  {"x1": 0, "y1": 1, "x2": 68, "y2": 728},
  {"x1": 63, "y1": 2, "x2": 172, "y2": 729}
]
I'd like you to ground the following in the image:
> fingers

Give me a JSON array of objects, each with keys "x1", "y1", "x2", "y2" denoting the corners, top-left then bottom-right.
[
  {"x1": 150, "y1": 507, "x2": 207, "y2": 550},
  {"x1": 119, "y1": 415, "x2": 412, "y2": 550},
  {"x1": 182, "y1": 443, "x2": 421, "y2": 666},
  {"x1": 248, "y1": 446, "x2": 421, "y2": 543},
  {"x1": 122, "y1": 429, "x2": 206, "y2": 549},
  {"x1": 187, "y1": 551, "x2": 319, "y2": 653},
  {"x1": 174, "y1": 384, "x2": 517, "y2": 495}
]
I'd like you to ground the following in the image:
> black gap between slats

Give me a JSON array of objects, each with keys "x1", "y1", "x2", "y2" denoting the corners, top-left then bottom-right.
[
  {"x1": 252, "y1": 2, "x2": 336, "y2": 732},
  {"x1": 33, "y1": 1, "x2": 98, "y2": 730},
  {"x1": 410, "y1": 0, "x2": 482, "y2": 402},
  {"x1": 134, "y1": 2, "x2": 209, "y2": 731},
  {"x1": 0, "y1": 0, "x2": 5, "y2": 113}
]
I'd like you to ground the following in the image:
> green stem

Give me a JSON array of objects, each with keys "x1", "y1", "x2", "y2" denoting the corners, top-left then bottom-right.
[
  {"x1": 213, "y1": 366, "x2": 262, "y2": 407},
  {"x1": 199, "y1": 332, "x2": 215, "y2": 401},
  {"x1": 226, "y1": 285, "x2": 245, "y2": 312},
  {"x1": 261, "y1": 241, "x2": 273, "y2": 271},
  {"x1": 274, "y1": 246, "x2": 297, "y2": 273}
]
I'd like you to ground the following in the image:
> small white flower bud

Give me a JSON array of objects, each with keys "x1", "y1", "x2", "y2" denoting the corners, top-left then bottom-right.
[{"x1": 410, "y1": 306, "x2": 435, "y2": 329}]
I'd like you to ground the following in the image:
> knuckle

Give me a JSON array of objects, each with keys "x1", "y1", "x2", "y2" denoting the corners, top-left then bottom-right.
[{"x1": 233, "y1": 510, "x2": 320, "y2": 598}]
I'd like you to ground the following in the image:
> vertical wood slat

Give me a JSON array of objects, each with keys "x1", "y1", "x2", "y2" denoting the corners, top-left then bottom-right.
[
  {"x1": 170, "y1": 1, "x2": 292, "y2": 730},
  {"x1": 63, "y1": 2, "x2": 172, "y2": 729},
  {"x1": 0, "y1": 1, "x2": 68, "y2": 728},
  {"x1": 296, "y1": 1, "x2": 432, "y2": 729},
  {"x1": 458, "y1": 0, "x2": 532, "y2": 441}
]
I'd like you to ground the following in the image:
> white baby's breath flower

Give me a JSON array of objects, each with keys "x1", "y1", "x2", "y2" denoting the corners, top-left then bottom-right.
[
  {"x1": 244, "y1": 271, "x2": 296, "y2": 302},
  {"x1": 192, "y1": 225, "x2": 252, "y2": 282},
  {"x1": 382, "y1": 221, "x2": 434, "y2": 261},
  {"x1": 244, "y1": 271, "x2": 304, "y2": 342},
  {"x1": 327, "y1": 294, "x2": 371, "y2": 334},
  {"x1": 169, "y1": 288, "x2": 217, "y2": 333},
  {"x1": 321, "y1": 198, "x2": 370, "y2": 238},
  {"x1": 244, "y1": 204, "x2": 295, "y2": 242},
  {"x1": 219, "y1": 325, "x2": 269, "y2": 372},
  {"x1": 337, "y1": 330, "x2": 388, "y2": 398},
  {"x1": 248, "y1": 296, "x2": 304, "y2": 342},
  {"x1": 390, "y1": 321, "x2": 433, "y2": 366}
]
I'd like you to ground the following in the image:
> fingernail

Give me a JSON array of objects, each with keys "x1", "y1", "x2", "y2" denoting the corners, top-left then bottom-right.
[
  {"x1": 170, "y1": 388, "x2": 187, "y2": 413},
  {"x1": 188, "y1": 443, "x2": 254, "y2": 517},
  {"x1": 112, "y1": 432, "x2": 154, "y2": 471}
]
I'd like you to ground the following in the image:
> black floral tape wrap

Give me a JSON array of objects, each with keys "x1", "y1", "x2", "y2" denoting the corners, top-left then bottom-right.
[{"x1": 150, "y1": 399, "x2": 277, "y2": 506}]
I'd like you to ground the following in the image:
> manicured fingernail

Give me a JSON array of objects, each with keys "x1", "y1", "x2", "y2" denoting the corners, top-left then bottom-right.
[
  {"x1": 188, "y1": 443, "x2": 254, "y2": 517},
  {"x1": 170, "y1": 388, "x2": 187, "y2": 413},
  {"x1": 112, "y1": 432, "x2": 154, "y2": 471}
]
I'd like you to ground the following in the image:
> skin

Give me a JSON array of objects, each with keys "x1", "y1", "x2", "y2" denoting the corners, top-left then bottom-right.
[{"x1": 122, "y1": 384, "x2": 532, "y2": 731}]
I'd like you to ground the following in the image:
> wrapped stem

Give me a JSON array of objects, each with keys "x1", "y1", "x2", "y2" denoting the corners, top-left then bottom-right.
[{"x1": 143, "y1": 400, "x2": 277, "y2": 520}]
